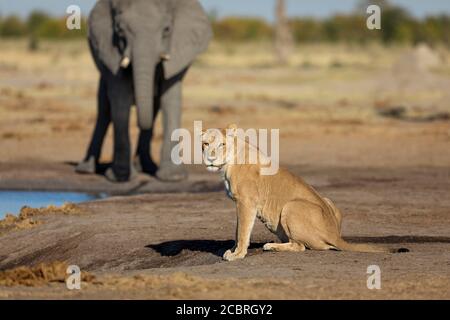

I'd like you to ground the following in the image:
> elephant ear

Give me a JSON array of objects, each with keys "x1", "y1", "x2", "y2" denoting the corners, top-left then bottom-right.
[
  {"x1": 88, "y1": 0, "x2": 122, "y2": 75},
  {"x1": 163, "y1": 0, "x2": 213, "y2": 79}
]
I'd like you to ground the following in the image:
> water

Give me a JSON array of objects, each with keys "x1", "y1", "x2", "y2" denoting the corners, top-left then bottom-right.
[{"x1": 0, "y1": 191, "x2": 105, "y2": 219}]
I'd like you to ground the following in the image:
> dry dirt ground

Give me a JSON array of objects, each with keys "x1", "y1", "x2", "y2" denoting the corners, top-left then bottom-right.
[{"x1": 0, "y1": 41, "x2": 449, "y2": 299}]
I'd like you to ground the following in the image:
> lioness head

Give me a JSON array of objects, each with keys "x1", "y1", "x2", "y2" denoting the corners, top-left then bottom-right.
[
  {"x1": 201, "y1": 124, "x2": 280, "y2": 176},
  {"x1": 201, "y1": 124, "x2": 238, "y2": 172}
]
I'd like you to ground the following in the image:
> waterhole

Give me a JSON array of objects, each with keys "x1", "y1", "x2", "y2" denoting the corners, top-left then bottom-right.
[{"x1": 0, "y1": 191, "x2": 107, "y2": 219}]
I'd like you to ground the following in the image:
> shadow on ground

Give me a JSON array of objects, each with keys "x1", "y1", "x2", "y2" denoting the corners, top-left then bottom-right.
[
  {"x1": 147, "y1": 235, "x2": 450, "y2": 259},
  {"x1": 147, "y1": 240, "x2": 266, "y2": 257}
]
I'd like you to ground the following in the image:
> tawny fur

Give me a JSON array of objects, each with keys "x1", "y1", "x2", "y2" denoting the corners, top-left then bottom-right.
[{"x1": 202, "y1": 124, "x2": 392, "y2": 261}]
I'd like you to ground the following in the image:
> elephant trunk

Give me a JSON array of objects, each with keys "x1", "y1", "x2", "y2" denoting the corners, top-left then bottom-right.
[{"x1": 133, "y1": 44, "x2": 157, "y2": 130}]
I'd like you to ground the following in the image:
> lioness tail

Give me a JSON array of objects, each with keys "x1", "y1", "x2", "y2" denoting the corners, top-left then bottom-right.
[{"x1": 334, "y1": 238, "x2": 397, "y2": 253}]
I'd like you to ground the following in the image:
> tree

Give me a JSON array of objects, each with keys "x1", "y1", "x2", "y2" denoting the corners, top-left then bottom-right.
[
  {"x1": 27, "y1": 11, "x2": 50, "y2": 51},
  {"x1": 358, "y1": 0, "x2": 414, "y2": 44},
  {"x1": 274, "y1": 0, "x2": 293, "y2": 65},
  {"x1": 27, "y1": 10, "x2": 50, "y2": 32}
]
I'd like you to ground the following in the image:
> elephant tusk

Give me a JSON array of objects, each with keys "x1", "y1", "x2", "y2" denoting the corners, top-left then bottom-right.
[
  {"x1": 160, "y1": 53, "x2": 171, "y2": 61},
  {"x1": 120, "y1": 56, "x2": 131, "y2": 68}
]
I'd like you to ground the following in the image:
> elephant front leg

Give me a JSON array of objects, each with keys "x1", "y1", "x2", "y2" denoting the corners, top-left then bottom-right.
[
  {"x1": 134, "y1": 129, "x2": 158, "y2": 175},
  {"x1": 223, "y1": 202, "x2": 257, "y2": 261},
  {"x1": 105, "y1": 78, "x2": 135, "y2": 182},
  {"x1": 156, "y1": 80, "x2": 188, "y2": 182},
  {"x1": 76, "y1": 77, "x2": 111, "y2": 174},
  {"x1": 106, "y1": 107, "x2": 131, "y2": 182}
]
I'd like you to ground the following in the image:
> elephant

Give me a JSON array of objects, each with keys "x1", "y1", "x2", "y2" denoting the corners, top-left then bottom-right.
[{"x1": 75, "y1": 0, "x2": 212, "y2": 182}]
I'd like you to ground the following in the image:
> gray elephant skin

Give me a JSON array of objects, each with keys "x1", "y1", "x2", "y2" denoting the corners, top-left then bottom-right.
[{"x1": 76, "y1": 0, "x2": 212, "y2": 182}]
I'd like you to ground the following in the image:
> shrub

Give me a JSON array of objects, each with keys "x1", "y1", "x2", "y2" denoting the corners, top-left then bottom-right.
[
  {"x1": 0, "y1": 15, "x2": 27, "y2": 37},
  {"x1": 213, "y1": 17, "x2": 272, "y2": 42}
]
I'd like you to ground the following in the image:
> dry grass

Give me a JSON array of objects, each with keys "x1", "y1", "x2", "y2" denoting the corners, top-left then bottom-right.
[
  {"x1": 0, "y1": 40, "x2": 449, "y2": 163},
  {"x1": 0, "y1": 261, "x2": 96, "y2": 287},
  {"x1": 0, "y1": 203, "x2": 87, "y2": 234}
]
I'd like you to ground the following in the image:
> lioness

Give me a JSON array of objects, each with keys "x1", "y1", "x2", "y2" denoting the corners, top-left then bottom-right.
[{"x1": 202, "y1": 124, "x2": 400, "y2": 261}]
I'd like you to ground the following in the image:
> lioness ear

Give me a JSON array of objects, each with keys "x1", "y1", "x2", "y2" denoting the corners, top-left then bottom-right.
[{"x1": 226, "y1": 124, "x2": 238, "y2": 137}]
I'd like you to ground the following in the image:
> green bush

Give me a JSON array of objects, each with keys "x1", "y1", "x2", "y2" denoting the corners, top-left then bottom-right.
[
  {"x1": 0, "y1": 15, "x2": 27, "y2": 37},
  {"x1": 418, "y1": 16, "x2": 450, "y2": 46},
  {"x1": 27, "y1": 10, "x2": 51, "y2": 33},
  {"x1": 0, "y1": 12, "x2": 87, "y2": 40},
  {"x1": 213, "y1": 17, "x2": 272, "y2": 42},
  {"x1": 289, "y1": 18, "x2": 324, "y2": 43},
  {"x1": 34, "y1": 18, "x2": 86, "y2": 39},
  {"x1": 322, "y1": 14, "x2": 380, "y2": 43}
]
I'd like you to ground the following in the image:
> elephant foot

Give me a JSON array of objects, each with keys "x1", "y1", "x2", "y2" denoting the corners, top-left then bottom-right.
[
  {"x1": 133, "y1": 156, "x2": 158, "y2": 175},
  {"x1": 105, "y1": 164, "x2": 138, "y2": 183},
  {"x1": 75, "y1": 156, "x2": 96, "y2": 174},
  {"x1": 156, "y1": 162, "x2": 188, "y2": 182}
]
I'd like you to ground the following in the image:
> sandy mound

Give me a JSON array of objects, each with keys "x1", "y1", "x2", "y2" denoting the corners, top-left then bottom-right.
[
  {"x1": 393, "y1": 43, "x2": 442, "y2": 74},
  {"x1": 375, "y1": 43, "x2": 449, "y2": 121},
  {"x1": 0, "y1": 203, "x2": 87, "y2": 234},
  {"x1": 0, "y1": 262, "x2": 95, "y2": 287}
]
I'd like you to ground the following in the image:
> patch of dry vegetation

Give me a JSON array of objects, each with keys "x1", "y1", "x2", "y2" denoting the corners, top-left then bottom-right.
[
  {"x1": 0, "y1": 261, "x2": 95, "y2": 287},
  {"x1": 0, "y1": 203, "x2": 87, "y2": 234},
  {"x1": 0, "y1": 264, "x2": 288, "y2": 298}
]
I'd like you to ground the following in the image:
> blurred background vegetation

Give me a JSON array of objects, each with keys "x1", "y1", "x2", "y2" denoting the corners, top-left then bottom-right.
[
  {"x1": 0, "y1": 11, "x2": 86, "y2": 39},
  {"x1": 0, "y1": 0, "x2": 448, "y2": 46}
]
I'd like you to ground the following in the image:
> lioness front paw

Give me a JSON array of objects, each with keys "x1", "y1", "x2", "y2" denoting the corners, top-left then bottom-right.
[
  {"x1": 223, "y1": 249, "x2": 246, "y2": 261},
  {"x1": 263, "y1": 243, "x2": 275, "y2": 251}
]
